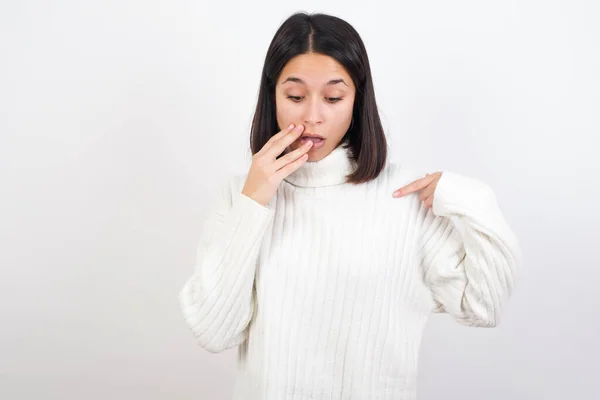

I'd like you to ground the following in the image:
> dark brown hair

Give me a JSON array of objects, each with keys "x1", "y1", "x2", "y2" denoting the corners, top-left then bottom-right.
[{"x1": 249, "y1": 12, "x2": 388, "y2": 184}]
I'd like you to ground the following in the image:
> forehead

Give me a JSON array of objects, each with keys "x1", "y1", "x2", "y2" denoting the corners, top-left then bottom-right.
[{"x1": 278, "y1": 53, "x2": 353, "y2": 87}]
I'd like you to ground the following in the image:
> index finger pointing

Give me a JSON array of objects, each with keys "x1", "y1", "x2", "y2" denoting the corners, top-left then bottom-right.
[{"x1": 393, "y1": 175, "x2": 433, "y2": 197}]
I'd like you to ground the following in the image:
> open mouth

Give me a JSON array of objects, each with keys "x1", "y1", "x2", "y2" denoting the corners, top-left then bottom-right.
[{"x1": 299, "y1": 136, "x2": 326, "y2": 148}]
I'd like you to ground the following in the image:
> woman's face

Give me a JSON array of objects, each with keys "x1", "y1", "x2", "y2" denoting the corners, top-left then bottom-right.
[{"x1": 275, "y1": 53, "x2": 356, "y2": 161}]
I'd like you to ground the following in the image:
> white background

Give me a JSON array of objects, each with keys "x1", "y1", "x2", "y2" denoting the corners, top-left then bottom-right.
[{"x1": 1, "y1": 1, "x2": 598, "y2": 399}]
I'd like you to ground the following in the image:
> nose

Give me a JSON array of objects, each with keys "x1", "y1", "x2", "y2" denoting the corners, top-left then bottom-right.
[{"x1": 303, "y1": 97, "x2": 324, "y2": 128}]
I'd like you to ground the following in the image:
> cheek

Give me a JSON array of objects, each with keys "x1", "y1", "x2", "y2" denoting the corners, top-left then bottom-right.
[
  {"x1": 274, "y1": 95, "x2": 285, "y2": 125},
  {"x1": 276, "y1": 101, "x2": 297, "y2": 125},
  {"x1": 330, "y1": 102, "x2": 354, "y2": 126}
]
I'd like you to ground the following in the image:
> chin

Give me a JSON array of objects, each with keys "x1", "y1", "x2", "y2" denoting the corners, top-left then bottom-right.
[{"x1": 306, "y1": 149, "x2": 326, "y2": 162}]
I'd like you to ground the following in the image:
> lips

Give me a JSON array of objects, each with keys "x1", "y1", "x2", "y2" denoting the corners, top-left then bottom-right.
[
  {"x1": 300, "y1": 133, "x2": 324, "y2": 139},
  {"x1": 299, "y1": 134, "x2": 326, "y2": 149}
]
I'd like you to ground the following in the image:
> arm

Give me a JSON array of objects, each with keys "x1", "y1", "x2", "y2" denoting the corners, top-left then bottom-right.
[
  {"x1": 418, "y1": 171, "x2": 520, "y2": 327},
  {"x1": 178, "y1": 176, "x2": 274, "y2": 352}
]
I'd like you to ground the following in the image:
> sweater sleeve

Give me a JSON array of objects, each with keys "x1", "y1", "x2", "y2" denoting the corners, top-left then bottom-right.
[
  {"x1": 418, "y1": 171, "x2": 520, "y2": 327},
  {"x1": 178, "y1": 177, "x2": 275, "y2": 352}
]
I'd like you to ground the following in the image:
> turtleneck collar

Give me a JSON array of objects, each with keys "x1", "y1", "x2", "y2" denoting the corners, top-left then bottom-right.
[{"x1": 283, "y1": 144, "x2": 356, "y2": 188}]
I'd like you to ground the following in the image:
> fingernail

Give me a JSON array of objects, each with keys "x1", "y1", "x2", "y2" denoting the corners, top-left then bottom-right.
[
  {"x1": 288, "y1": 123, "x2": 294, "y2": 129},
  {"x1": 296, "y1": 124, "x2": 304, "y2": 130}
]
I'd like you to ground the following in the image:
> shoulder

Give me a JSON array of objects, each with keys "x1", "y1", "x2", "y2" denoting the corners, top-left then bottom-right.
[
  {"x1": 375, "y1": 160, "x2": 430, "y2": 191},
  {"x1": 365, "y1": 161, "x2": 430, "y2": 217}
]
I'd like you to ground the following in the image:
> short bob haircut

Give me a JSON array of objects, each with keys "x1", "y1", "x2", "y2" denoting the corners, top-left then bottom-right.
[{"x1": 249, "y1": 12, "x2": 388, "y2": 184}]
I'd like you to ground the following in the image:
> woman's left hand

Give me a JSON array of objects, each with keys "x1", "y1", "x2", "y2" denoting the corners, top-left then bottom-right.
[{"x1": 393, "y1": 172, "x2": 443, "y2": 209}]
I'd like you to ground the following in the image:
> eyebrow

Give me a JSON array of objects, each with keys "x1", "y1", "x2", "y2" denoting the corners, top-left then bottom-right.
[{"x1": 281, "y1": 76, "x2": 349, "y2": 87}]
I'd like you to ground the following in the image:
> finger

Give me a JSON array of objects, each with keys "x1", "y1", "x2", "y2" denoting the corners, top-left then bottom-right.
[
  {"x1": 274, "y1": 151, "x2": 310, "y2": 180},
  {"x1": 266, "y1": 124, "x2": 305, "y2": 159},
  {"x1": 272, "y1": 139, "x2": 313, "y2": 171},
  {"x1": 419, "y1": 182, "x2": 436, "y2": 201},
  {"x1": 393, "y1": 175, "x2": 435, "y2": 197},
  {"x1": 268, "y1": 123, "x2": 297, "y2": 144},
  {"x1": 257, "y1": 123, "x2": 298, "y2": 156},
  {"x1": 424, "y1": 194, "x2": 434, "y2": 209},
  {"x1": 394, "y1": 178, "x2": 426, "y2": 197}
]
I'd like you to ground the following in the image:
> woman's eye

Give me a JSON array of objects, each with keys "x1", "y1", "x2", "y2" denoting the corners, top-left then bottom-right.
[{"x1": 287, "y1": 96, "x2": 342, "y2": 103}]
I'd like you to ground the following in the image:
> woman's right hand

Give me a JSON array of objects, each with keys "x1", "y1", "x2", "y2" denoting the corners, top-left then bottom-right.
[{"x1": 241, "y1": 124, "x2": 313, "y2": 207}]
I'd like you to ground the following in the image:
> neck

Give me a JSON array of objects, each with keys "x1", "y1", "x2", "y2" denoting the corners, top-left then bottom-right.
[{"x1": 283, "y1": 144, "x2": 356, "y2": 188}]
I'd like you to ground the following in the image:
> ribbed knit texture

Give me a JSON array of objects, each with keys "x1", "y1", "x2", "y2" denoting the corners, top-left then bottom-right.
[{"x1": 179, "y1": 144, "x2": 520, "y2": 399}]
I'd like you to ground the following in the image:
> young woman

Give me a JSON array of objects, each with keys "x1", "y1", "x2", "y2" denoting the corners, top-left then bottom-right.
[{"x1": 179, "y1": 12, "x2": 520, "y2": 400}]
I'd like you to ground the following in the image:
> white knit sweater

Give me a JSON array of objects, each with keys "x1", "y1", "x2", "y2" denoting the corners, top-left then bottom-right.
[{"x1": 179, "y1": 144, "x2": 519, "y2": 399}]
